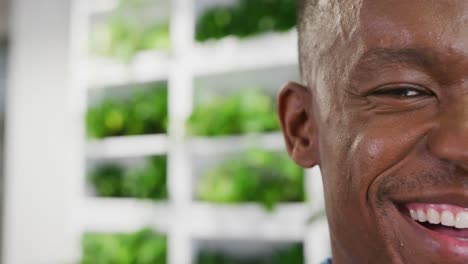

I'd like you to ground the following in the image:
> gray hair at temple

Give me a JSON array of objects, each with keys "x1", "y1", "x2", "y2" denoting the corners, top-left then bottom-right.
[{"x1": 297, "y1": 0, "x2": 363, "y2": 87}]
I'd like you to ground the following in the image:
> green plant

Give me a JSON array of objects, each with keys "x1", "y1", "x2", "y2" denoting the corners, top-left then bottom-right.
[
  {"x1": 196, "y1": 243, "x2": 304, "y2": 264},
  {"x1": 126, "y1": 87, "x2": 168, "y2": 136},
  {"x1": 81, "y1": 228, "x2": 167, "y2": 264},
  {"x1": 89, "y1": 156, "x2": 167, "y2": 200},
  {"x1": 86, "y1": 85, "x2": 168, "y2": 139},
  {"x1": 195, "y1": 0, "x2": 296, "y2": 42},
  {"x1": 89, "y1": 164, "x2": 126, "y2": 197},
  {"x1": 123, "y1": 156, "x2": 168, "y2": 199},
  {"x1": 91, "y1": 0, "x2": 171, "y2": 61},
  {"x1": 86, "y1": 99, "x2": 129, "y2": 139},
  {"x1": 187, "y1": 89, "x2": 280, "y2": 137},
  {"x1": 196, "y1": 149, "x2": 305, "y2": 210}
]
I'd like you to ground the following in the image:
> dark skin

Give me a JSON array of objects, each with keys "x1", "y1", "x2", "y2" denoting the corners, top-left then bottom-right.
[{"x1": 279, "y1": 0, "x2": 468, "y2": 263}]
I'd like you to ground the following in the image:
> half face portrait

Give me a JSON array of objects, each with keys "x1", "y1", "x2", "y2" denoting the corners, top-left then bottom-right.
[{"x1": 279, "y1": 0, "x2": 468, "y2": 263}]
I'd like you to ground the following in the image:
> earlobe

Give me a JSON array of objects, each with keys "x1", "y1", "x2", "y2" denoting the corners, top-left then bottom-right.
[{"x1": 277, "y1": 82, "x2": 319, "y2": 168}]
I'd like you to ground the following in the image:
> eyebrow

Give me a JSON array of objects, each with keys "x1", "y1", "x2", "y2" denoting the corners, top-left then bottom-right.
[{"x1": 350, "y1": 47, "x2": 437, "y2": 82}]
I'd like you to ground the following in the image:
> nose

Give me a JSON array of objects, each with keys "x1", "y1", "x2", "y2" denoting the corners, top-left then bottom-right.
[{"x1": 427, "y1": 95, "x2": 468, "y2": 170}]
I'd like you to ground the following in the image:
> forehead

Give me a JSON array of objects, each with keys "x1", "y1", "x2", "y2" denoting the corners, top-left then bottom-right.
[
  {"x1": 351, "y1": 0, "x2": 468, "y2": 81},
  {"x1": 359, "y1": 1, "x2": 468, "y2": 57}
]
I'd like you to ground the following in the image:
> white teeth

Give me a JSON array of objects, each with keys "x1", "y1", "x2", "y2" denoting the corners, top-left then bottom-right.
[
  {"x1": 409, "y1": 207, "x2": 468, "y2": 229},
  {"x1": 455, "y1": 212, "x2": 468, "y2": 229},
  {"x1": 417, "y1": 210, "x2": 427, "y2": 222},
  {"x1": 410, "y1": 209, "x2": 418, "y2": 220},
  {"x1": 441, "y1": 211, "x2": 455, "y2": 227},
  {"x1": 427, "y1": 208, "x2": 441, "y2": 224}
]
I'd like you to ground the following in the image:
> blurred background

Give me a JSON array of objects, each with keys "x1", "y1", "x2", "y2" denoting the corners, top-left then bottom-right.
[{"x1": 0, "y1": 0, "x2": 330, "y2": 263}]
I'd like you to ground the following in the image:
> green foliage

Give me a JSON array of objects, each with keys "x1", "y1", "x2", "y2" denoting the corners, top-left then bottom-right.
[
  {"x1": 86, "y1": 85, "x2": 168, "y2": 139},
  {"x1": 89, "y1": 156, "x2": 168, "y2": 200},
  {"x1": 89, "y1": 164, "x2": 126, "y2": 197},
  {"x1": 91, "y1": 1, "x2": 171, "y2": 61},
  {"x1": 123, "y1": 156, "x2": 168, "y2": 200},
  {"x1": 196, "y1": 149, "x2": 305, "y2": 210},
  {"x1": 196, "y1": 0, "x2": 296, "y2": 42},
  {"x1": 86, "y1": 99, "x2": 128, "y2": 139},
  {"x1": 187, "y1": 89, "x2": 280, "y2": 137},
  {"x1": 81, "y1": 228, "x2": 167, "y2": 264},
  {"x1": 196, "y1": 243, "x2": 304, "y2": 264}
]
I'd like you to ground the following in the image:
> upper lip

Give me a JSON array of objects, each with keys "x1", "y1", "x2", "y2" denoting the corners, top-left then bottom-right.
[{"x1": 391, "y1": 191, "x2": 468, "y2": 209}]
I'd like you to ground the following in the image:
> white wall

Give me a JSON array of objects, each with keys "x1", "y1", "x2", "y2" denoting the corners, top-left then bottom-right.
[{"x1": 3, "y1": 0, "x2": 78, "y2": 263}]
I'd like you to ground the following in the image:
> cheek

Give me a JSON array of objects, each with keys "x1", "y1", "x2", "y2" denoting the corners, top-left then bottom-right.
[
  {"x1": 349, "y1": 112, "x2": 436, "y2": 202},
  {"x1": 320, "y1": 120, "x2": 398, "y2": 221},
  {"x1": 323, "y1": 108, "x2": 436, "y2": 205},
  {"x1": 319, "y1": 109, "x2": 437, "y2": 260},
  {"x1": 349, "y1": 124, "x2": 409, "y2": 196}
]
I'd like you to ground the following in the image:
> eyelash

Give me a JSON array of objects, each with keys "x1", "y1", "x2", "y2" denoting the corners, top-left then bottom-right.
[{"x1": 368, "y1": 86, "x2": 434, "y2": 98}]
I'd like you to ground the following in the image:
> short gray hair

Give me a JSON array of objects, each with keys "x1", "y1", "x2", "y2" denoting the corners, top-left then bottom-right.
[{"x1": 297, "y1": 0, "x2": 362, "y2": 87}]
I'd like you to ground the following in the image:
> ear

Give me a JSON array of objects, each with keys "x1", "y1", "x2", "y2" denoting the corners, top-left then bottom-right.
[{"x1": 277, "y1": 82, "x2": 319, "y2": 168}]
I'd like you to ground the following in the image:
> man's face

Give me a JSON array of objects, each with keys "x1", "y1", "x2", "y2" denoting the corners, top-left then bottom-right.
[{"x1": 280, "y1": 0, "x2": 468, "y2": 263}]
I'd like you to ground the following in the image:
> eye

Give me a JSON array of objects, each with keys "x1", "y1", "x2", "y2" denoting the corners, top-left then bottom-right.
[{"x1": 368, "y1": 86, "x2": 435, "y2": 98}]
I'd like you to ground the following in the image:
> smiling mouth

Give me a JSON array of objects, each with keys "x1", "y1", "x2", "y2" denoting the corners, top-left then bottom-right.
[{"x1": 404, "y1": 203, "x2": 468, "y2": 241}]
